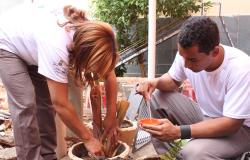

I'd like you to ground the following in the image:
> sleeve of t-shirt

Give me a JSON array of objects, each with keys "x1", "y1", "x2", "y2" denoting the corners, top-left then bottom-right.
[
  {"x1": 223, "y1": 68, "x2": 250, "y2": 119},
  {"x1": 37, "y1": 42, "x2": 69, "y2": 83},
  {"x1": 168, "y1": 52, "x2": 187, "y2": 82}
]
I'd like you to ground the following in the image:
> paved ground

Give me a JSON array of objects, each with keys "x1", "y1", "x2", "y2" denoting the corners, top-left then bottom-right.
[{"x1": 129, "y1": 142, "x2": 158, "y2": 159}]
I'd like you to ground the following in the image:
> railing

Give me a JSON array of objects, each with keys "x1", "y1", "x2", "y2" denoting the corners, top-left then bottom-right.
[
  {"x1": 116, "y1": 17, "x2": 187, "y2": 67},
  {"x1": 201, "y1": 2, "x2": 235, "y2": 47}
]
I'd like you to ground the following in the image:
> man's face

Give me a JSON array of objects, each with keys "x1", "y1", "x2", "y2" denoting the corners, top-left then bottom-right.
[{"x1": 178, "y1": 44, "x2": 214, "y2": 72}]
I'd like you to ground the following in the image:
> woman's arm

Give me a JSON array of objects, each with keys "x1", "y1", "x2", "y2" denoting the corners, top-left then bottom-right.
[
  {"x1": 102, "y1": 70, "x2": 118, "y2": 141},
  {"x1": 104, "y1": 70, "x2": 117, "y2": 119},
  {"x1": 46, "y1": 78, "x2": 104, "y2": 155}
]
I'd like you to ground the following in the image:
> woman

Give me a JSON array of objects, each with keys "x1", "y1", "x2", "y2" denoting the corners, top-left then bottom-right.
[{"x1": 0, "y1": 4, "x2": 118, "y2": 160}]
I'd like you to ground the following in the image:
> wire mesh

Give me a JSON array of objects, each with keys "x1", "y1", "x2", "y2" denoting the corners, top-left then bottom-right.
[{"x1": 132, "y1": 99, "x2": 152, "y2": 152}]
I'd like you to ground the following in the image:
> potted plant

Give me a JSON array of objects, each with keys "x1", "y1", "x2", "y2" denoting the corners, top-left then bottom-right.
[{"x1": 68, "y1": 73, "x2": 132, "y2": 159}]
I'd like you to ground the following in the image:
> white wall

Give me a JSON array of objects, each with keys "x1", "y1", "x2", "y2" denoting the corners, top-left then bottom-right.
[{"x1": 195, "y1": 0, "x2": 250, "y2": 16}]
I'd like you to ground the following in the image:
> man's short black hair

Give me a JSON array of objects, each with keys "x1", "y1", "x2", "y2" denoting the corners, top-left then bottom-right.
[{"x1": 178, "y1": 17, "x2": 220, "y2": 54}]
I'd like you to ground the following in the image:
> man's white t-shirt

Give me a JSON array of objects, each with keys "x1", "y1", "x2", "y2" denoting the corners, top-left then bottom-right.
[
  {"x1": 169, "y1": 45, "x2": 250, "y2": 127},
  {"x1": 0, "y1": 4, "x2": 72, "y2": 83}
]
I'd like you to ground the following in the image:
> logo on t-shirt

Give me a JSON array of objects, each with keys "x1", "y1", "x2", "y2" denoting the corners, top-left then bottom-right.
[{"x1": 53, "y1": 60, "x2": 68, "y2": 76}]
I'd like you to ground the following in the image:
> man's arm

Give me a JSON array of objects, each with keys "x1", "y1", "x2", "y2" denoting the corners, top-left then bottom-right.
[
  {"x1": 136, "y1": 73, "x2": 181, "y2": 100},
  {"x1": 142, "y1": 117, "x2": 244, "y2": 141},
  {"x1": 154, "y1": 73, "x2": 182, "y2": 91},
  {"x1": 191, "y1": 117, "x2": 244, "y2": 138}
]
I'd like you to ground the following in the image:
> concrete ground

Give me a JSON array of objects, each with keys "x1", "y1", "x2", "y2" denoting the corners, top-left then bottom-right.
[{"x1": 129, "y1": 142, "x2": 158, "y2": 159}]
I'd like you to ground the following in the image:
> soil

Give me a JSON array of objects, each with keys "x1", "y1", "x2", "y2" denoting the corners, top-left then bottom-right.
[{"x1": 120, "y1": 120, "x2": 133, "y2": 128}]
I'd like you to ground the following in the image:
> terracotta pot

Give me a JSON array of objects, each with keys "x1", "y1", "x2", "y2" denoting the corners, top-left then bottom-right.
[
  {"x1": 118, "y1": 119, "x2": 137, "y2": 146},
  {"x1": 68, "y1": 141, "x2": 130, "y2": 160}
]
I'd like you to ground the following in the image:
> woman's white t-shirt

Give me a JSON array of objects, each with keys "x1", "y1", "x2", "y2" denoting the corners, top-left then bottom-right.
[
  {"x1": 0, "y1": 4, "x2": 72, "y2": 83},
  {"x1": 169, "y1": 45, "x2": 250, "y2": 127}
]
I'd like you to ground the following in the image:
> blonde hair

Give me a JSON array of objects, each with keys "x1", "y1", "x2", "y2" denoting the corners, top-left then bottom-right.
[
  {"x1": 58, "y1": 5, "x2": 88, "y2": 30},
  {"x1": 60, "y1": 5, "x2": 119, "y2": 84}
]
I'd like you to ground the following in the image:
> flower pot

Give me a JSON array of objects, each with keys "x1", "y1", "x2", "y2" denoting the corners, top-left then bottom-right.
[
  {"x1": 118, "y1": 119, "x2": 137, "y2": 146},
  {"x1": 68, "y1": 141, "x2": 130, "y2": 160}
]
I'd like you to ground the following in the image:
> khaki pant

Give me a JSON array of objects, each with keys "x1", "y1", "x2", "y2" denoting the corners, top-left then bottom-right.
[
  {"x1": 0, "y1": 49, "x2": 57, "y2": 160},
  {"x1": 150, "y1": 90, "x2": 250, "y2": 160}
]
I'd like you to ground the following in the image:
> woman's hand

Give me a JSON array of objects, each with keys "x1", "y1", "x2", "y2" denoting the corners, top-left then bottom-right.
[
  {"x1": 141, "y1": 118, "x2": 180, "y2": 141},
  {"x1": 101, "y1": 116, "x2": 118, "y2": 157},
  {"x1": 84, "y1": 136, "x2": 104, "y2": 156},
  {"x1": 102, "y1": 116, "x2": 118, "y2": 143}
]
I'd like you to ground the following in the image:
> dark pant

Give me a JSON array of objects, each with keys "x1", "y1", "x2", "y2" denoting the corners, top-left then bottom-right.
[
  {"x1": 0, "y1": 49, "x2": 57, "y2": 160},
  {"x1": 150, "y1": 90, "x2": 250, "y2": 160}
]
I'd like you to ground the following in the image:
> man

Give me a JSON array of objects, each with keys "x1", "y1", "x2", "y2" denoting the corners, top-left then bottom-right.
[{"x1": 136, "y1": 17, "x2": 250, "y2": 159}]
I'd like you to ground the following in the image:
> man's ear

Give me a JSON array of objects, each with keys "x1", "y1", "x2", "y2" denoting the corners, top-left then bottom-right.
[{"x1": 211, "y1": 46, "x2": 220, "y2": 57}]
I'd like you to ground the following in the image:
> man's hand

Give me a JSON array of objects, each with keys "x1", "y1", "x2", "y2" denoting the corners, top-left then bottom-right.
[
  {"x1": 135, "y1": 80, "x2": 157, "y2": 100},
  {"x1": 141, "y1": 118, "x2": 180, "y2": 141},
  {"x1": 84, "y1": 136, "x2": 104, "y2": 156}
]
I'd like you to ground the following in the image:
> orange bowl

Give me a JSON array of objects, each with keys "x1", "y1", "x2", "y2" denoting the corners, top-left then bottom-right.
[{"x1": 139, "y1": 118, "x2": 161, "y2": 126}]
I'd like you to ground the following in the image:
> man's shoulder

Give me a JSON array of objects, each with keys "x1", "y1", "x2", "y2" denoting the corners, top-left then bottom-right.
[{"x1": 224, "y1": 45, "x2": 250, "y2": 69}]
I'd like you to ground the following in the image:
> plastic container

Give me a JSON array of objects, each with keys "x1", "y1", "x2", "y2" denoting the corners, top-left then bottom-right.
[{"x1": 139, "y1": 118, "x2": 161, "y2": 126}]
